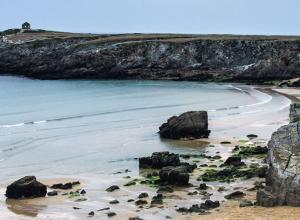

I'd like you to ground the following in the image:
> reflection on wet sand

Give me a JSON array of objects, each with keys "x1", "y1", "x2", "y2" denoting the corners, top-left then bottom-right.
[{"x1": 6, "y1": 198, "x2": 46, "y2": 217}]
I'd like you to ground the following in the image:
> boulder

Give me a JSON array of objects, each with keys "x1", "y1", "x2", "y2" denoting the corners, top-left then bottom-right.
[
  {"x1": 139, "y1": 151, "x2": 180, "y2": 169},
  {"x1": 159, "y1": 166, "x2": 190, "y2": 186},
  {"x1": 6, "y1": 176, "x2": 47, "y2": 199},
  {"x1": 159, "y1": 111, "x2": 210, "y2": 139},
  {"x1": 257, "y1": 122, "x2": 300, "y2": 206}
]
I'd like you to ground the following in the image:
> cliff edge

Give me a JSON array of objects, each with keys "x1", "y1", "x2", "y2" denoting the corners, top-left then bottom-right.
[{"x1": 1, "y1": 31, "x2": 300, "y2": 81}]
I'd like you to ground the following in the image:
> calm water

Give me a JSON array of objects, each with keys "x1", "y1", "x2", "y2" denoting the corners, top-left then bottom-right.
[{"x1": 0, "y1": 76, "x2": 290, "y2": 181}]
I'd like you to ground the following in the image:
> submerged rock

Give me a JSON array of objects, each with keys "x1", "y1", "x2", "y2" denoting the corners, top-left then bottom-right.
[
  {"x1": 257, "y1": 122, "x2": 300, "y2": 206},
  {"x1": 6, "y1": 176, "x2": 47, "y2": 199},
  {"x1": 159, "y1": 111, "x2": 210, "y2": 139},
  {"x1": 139, "y1": 152, "x2": 180, "y2": 169}
]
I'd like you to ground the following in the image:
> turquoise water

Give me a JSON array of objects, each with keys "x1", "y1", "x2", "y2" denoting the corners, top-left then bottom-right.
[{"x1": 0, "y1": 76, "x2": 290, "y2": 181}]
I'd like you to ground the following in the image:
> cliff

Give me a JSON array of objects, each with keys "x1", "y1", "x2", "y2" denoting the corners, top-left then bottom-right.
[{"x1": 1, "y1": 31, "x2": 300, "y2": 81}]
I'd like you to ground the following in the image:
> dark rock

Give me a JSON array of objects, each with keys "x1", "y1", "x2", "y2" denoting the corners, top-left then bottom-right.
[
  {"x1": 177, "y1": 200, "x2": 219, "y2": 213},
  {"x1": 139, "y1": 152, "x2": 180, "y2": 169},
  {"x1": 51, "y1": 183, "x2": 72, "y2": 190},
  {"x1": 159, "y1": 111, "x2": 210, "y2": 139},
  {"x1": 159, "y1": 166, "x2": 189, "y2": 186},
  {"x1": 247, "y1": 134, "x2": 258, "y2": 139},
  {"x1": 198, "y1": 183, "x2": 208, "y2": 190},
  {"x1": 220, "y1": 141, "x2": 231, "y2": 144},
  {"x1": 107, "y1": 212, "x2": 116, "y2": 217},
  {"x1": 6, "y1": 176, "x2": 47, "y2": 199},
  {"x1": 221, "y1": 156, "x2": 245, "y2": 167},
  {"x1": 135, "y1": 200, "x2": 147, "y2": 206},
  {"x1": 47, "y1": 191, "x2": 58, "y2": 196},
  {"x1": 88, "y1": 211, "x2": 94, "y2": 217},
  {"x1": 80, "y1": 189, "x2": 86, "y2": 194},
  {"x1": 129, "y1": 217, "x2": 143, "y2": 220},
  {"x1": 127, "y1": 199, "x2": 134, "y2": 202},
  {"x1": 257, "y1": 122, "x2": 300, "y2": 206},
  {"x1": 151, "y1": 194, "x2": 163, "y2": 205},
  {"x1": 109, "y1": 200, "x2": 119, "y2": 204},
  {"x1": 138, "y1": 192, "x2": 148, "y2": 198},
  {"x1": 239, "y1": 200, "x2": 253, "y2": 207},
  {"x1": 106, "y1": 185, "x2": 120, "y2": 192},
  {"x1": 157, "y1": 186, "x2": 174, "y2": 193},
  {"x1": 73, "y1": 207, "x2": 81, "y2": 210},
  {"x1": 224, "y1": 191, "x2": 245, "y2": 200}
]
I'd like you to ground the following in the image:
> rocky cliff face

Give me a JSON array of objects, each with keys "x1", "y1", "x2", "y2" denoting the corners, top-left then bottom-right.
[
  {"x1": 257, "y1": 104, "x2": 300, "y2": 206},
  {"x1": 1, "y1": 34, "x2": 300, "y2": 80}
]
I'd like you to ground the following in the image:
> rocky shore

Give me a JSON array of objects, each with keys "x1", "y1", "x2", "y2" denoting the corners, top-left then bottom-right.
[
  {"x1": 257, "y1": 103, "x2": 300, "y2": 207},
  {"x1": 1, "y1": 31, "x2": 300, "y2": 82}
]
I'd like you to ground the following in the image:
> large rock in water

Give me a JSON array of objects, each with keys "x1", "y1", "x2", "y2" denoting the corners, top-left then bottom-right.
[
  {"x1": 159, "y1": 111, "x2": 210, "y2": 139},
  {"x1": 257, "y1": 122, "x2": 300, "y2": 206},
  {"x1": 6, "y1": 176, "x2": 47, "y2": 199}
]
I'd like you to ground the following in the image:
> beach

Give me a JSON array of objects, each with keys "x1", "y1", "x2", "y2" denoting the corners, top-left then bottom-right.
[{"x1": 0, "y1": 76, "x2": 298, "y2": 219}]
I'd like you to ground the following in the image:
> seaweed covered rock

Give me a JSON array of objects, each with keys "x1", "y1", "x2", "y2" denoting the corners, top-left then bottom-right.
[
  {"x1": 159, "y1": 111, "x2": 210, "y2": 139},
  {"x1": 139, "y1": 152, "x2": 180, "y2": 169},
  {"x1": 257, "y1": 122, "x2": 300, "y2": 206},
  {"x1": 6, "y1": 176, "x2": 47, "y2": 199}
]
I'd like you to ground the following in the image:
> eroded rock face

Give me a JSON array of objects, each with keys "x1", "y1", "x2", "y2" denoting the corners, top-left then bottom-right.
[
  {"x1": 6, "y1": 176, "x2": 47, "y2": 199},
  {"x1": 289, "y1": 103, "x2": 300, "y2": 123},
  {"x1": 257, "y1": 122, "x2": 300, "y2": 206},
  {"x1": 159, "y1": 111, "x2": 210, "y2": 139},
  {"x1": 1, "y1": 35, "x2": 300, "y2": 81}
]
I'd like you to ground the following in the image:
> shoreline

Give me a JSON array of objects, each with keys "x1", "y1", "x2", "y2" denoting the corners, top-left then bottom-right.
[{"x1": 0, "y1": 83, "x2": 299, "y2": 220}]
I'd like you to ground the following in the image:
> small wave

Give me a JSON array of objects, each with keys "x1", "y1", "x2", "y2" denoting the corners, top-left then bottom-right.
[
  {"x1": 0, "y1": 123, "x2": 25, "y2": 128},
  {"x1": 0, "y1": 120, "x2": 47, "y2": 128}
]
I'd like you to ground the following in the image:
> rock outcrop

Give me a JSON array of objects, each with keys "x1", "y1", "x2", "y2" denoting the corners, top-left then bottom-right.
[
  {"x1": 6, "y1": 176, "x2": 47, "y2": 199},
  {"x1": 1, "y1": 32, "x2": 300, "y2": 81},
  {"x1": 139, "y1": 152, "x2": 180, "y2": 169},
  {"x1": 289, "y1": 103, "x2": 300, "y2": 123},
  {"x1": 257, "y1": 122, "x2": 300, "y2": 206},
  {"x1": 159, "y1": 111, "x2": 210, "y2": 139}
]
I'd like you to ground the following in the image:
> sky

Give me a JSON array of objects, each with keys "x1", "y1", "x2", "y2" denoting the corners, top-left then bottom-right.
[{"x1": 1, "y1": 0, "x2": 300, "y2": 35}]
